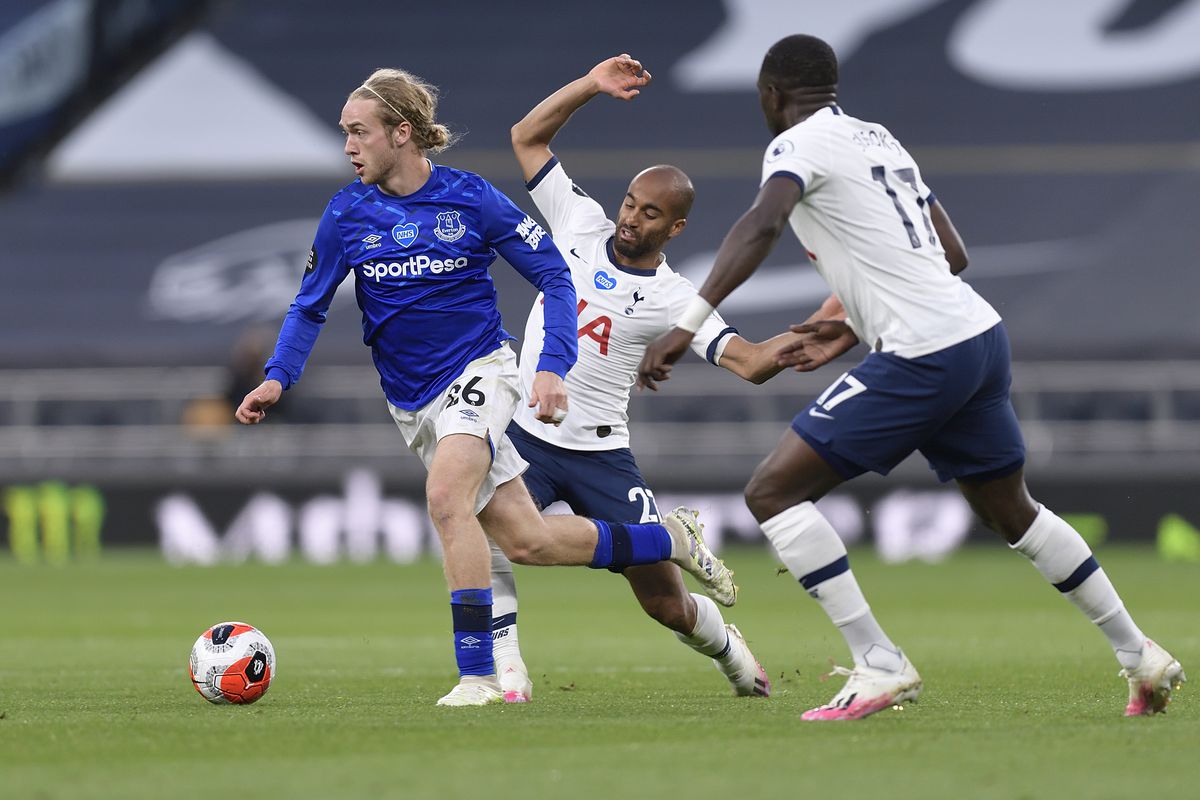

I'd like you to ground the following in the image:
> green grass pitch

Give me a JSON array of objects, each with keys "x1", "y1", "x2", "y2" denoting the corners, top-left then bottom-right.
[{"x1": 1, "y1": 546, "x2": 1195, "y2": 799}]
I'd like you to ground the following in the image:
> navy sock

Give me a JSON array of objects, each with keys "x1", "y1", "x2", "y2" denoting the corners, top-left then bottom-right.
[
  {"x1": 450, "y1": 588, "x2": 494, "y2": 677},
  {"x1": 589, "y1": 520, "x2": 672, "y2": 569}
]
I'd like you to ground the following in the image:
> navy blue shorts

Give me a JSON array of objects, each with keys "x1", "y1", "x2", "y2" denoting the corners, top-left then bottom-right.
[
  {"x1": 791, "y1": 323, "x2": 1026, "y2": 483},
  {"x1": 505, "y1": 423, "x2": 662, "y2": 523}
]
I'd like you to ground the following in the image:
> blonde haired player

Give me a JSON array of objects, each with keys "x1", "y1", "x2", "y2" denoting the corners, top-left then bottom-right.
[{"x1": 237, "y1": 66, "x2": 737, "y2": 707}]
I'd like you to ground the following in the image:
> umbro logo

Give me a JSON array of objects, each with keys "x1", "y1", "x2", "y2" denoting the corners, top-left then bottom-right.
[
  {"x1": 460, "y1": 636, "x2": 482, "y2": 647},
  {"x1": 361, "y1": 233, "x2": 383, "y2": 251}
]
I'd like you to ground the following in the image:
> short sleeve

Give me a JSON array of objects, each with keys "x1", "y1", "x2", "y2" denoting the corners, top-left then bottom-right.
[
  {"x1": 760, "y1": 128, "x2": 826, "y2": 197},
  {"x1": 526, "y1": 157, "x2": 612, "y2": 239},
  {"x1": 666, "y1": 277, "x2": 739, "y2": 366}
]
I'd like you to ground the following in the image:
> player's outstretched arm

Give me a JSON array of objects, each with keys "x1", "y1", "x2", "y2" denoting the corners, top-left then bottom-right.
[
  {"x1": 718, "y1": 333, "x2": 800, "y2": 385},
  {"x1": 637, "y1": 177, "x2": 800, "y2": 390},
  {"x1": 510, "y1": 54, "x2": 651, "y2": 182},
  {"x1": 235, "y1": 379, "x2": 282, "y2": 425},
  {"x1": 775, "y1": 321, "x2": 859, "y2": 372},
  {"x1": 772, "y1": 293, "x2": 859, "y2": 372}
]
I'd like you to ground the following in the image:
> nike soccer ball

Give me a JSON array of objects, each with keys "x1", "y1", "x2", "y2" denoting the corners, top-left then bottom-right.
[{"x1": 189, "y1": 621, "x2": 276, "y2": 704}]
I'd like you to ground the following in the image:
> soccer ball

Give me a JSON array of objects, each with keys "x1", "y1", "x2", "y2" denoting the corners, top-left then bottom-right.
[{"x1": 189, "y1": 621, "x2": 276, "y2": 704}]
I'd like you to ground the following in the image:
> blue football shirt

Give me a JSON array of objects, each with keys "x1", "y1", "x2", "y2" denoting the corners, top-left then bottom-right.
[{"x1": 265, "y1": 163, "x2": 578, "y2": 410}]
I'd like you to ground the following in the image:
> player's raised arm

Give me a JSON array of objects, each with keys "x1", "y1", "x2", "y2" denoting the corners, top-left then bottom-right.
[
  {"x1": 637, "y1": 176, "x2": 801, "y2": 390},
  {"x1": 510, "y1": 54, "x2": 651, "y2": 182}
]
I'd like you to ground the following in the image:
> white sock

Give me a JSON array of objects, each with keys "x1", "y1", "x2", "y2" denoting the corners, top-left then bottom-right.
[
  {"x1": 674, "y1": 593, "x2": 731, "y2": 661},
  {"x1": 762, "y1": 502, "x2": 903, "y2": 671},
  {"x1": 488, "y1": 539, "x2": 523, "y2": 668},
  {"x1": 1011, "y1": 506, "x2": 1146, "y2": 669}
]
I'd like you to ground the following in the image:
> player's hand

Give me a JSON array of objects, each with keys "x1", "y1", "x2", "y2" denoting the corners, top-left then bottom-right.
[
  {"x1": 235, "y1": 379, "x2": 282, "y2": 425},
  {"x1": 530, "y1": 371, "x2": 569, "y2": 426},
  {"x1": 774, "y1": 320, "x2": 859, "y2": 372},
  {"x1": 637, "y1": 328, "x2": 694, "y2": 391},
  {"x1": 588, "y1": 54, "x2": 651, "y2": 101}
]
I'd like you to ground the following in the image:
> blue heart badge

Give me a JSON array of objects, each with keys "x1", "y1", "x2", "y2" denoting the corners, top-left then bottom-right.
[
  {"x1": 594, "y1": 270, "x2": 617, "y2": 291},
  {"x1": 392, "y1": 222, "x2": 419, "y2": 247}
]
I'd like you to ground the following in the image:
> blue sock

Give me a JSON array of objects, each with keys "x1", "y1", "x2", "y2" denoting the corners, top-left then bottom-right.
[
  {"x1": 588, "y1": 520, "x2": 672, "y2": 569},
  {"x1": 589, "y1": 519, "x2": 615, "y2": 567},
  {"x1": 450, "y1": 588, "x2": 493, "y2": 677}
]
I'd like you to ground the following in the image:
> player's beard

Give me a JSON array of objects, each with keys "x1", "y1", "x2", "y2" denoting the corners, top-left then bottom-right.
[{"x1": 612, "y1": 230, "x2": 663, "y2": 262}]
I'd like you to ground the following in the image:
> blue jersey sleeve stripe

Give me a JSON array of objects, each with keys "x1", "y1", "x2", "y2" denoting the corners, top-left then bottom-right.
[
  {"x1": 767, "y1": 170, "x2": 805, "y2": 198},
  {"x1": 706, "y1": 326, "x2": 739, "y2": 365},
  {"x1": 525, "y1": 156, "x2": 560, "y2": 191},
  {"x1": 926, "y1": 191, "x2": 937, "y2": 206}
]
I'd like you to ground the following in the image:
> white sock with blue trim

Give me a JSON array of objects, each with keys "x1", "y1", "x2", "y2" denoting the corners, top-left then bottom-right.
[
  {"x1": 762, "y1": 502, "x2": 903, "y2": 672},
  {"x1": 674, "y1": 593, "x2": 729, "y2": 659},
  {"x1": 488, "y1": 539, "x2": 523, "y2": 669},
  {"x1": 1011, "y1": 505, "x2": 1145, "y2": 669}
]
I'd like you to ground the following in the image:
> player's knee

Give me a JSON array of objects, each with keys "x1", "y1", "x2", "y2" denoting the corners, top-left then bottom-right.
[
  {"x1": 503, "y1": 537, "x2": 552, "y2": 566},
  {"x1": 425, "y1": 483, "x2": 472, "y2": 530},
  {"x1": 744, "y1": 476, "x2": 798, "y2": 523}
]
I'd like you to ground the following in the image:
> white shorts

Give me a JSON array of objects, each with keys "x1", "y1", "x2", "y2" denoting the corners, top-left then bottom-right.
[{"x1": 388, "y1": 343, "x2": 528, "y2": 515}]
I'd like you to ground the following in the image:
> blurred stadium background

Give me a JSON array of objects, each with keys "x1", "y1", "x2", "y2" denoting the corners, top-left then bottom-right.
[{"x1": 4, "y1": 0, "x2": 1200, "y2": 566}]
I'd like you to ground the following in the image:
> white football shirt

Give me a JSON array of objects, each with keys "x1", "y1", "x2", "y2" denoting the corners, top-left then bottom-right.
[
  {"x1": 762, "y1": 106, "x2": 1000, "y2": 358},
  {"x1": 515, "y1": 158, "x2": 737, "y2": 450}
]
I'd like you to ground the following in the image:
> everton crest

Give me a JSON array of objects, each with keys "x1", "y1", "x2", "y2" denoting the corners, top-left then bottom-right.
[{"x1": 434, "y1": 210, "x2": 467, "y2": 243}]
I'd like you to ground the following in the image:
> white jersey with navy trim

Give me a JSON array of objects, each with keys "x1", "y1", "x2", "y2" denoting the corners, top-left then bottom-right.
[
  {"x1": 762, "y1": 106, "x2": 1000, "y2": 358},
  {"x1": 515, "y1": 158, "x2": 736, "y2": 451}
]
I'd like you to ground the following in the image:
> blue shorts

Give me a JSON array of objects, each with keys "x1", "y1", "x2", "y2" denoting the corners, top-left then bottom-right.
[
  {"x1": 505, "y1": 423, "x2": 661, "y2": 523},
  {"x1": 791, "y1": 323, "x2": 1026, "y2": 483}
]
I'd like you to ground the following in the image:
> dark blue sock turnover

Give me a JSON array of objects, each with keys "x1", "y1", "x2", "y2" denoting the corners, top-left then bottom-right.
[
  {"x1": 450, "y1": 588, "x2": 493, "y2": 677},
  {"x1": 588, "y1": 520, "x2": 673, "y2": 569}
]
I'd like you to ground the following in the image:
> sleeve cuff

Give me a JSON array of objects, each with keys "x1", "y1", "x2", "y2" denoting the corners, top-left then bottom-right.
[
  {"x1": 265, "y1": 366, "x2": 292, "y2": 389},
  {"x1": 706, "y1": 326, "x2": 739, "y2": 366},
  {"x1": 766, "y1": 170, "x2": 805, "y2": 198},
  {"x1": 525, "y1": 156, "x2": 560, "y2": 191},
  {"x1": 535, "y1": 353, "x2": 572, "y2": 379}
]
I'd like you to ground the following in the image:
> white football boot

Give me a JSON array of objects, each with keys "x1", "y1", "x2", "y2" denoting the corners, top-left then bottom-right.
[
  {"x1": 664, "y1": 507, "x2": 737, "y2": 607},
  {"x1": 496, "y1": 656, "x2": 533, "y2": 704},
  {"x1": 436, "y1": 675, "x2": 503, "y2": 707},
  {"x1": 1121, "y1": 639, "x2": 1186, "y2": 716},
  {"x1": 716, "y1": 624, "x2": 770, "y2": 697},
  {"x1": 801, "y1": 653, "x2": 922, "y2": 721}
]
